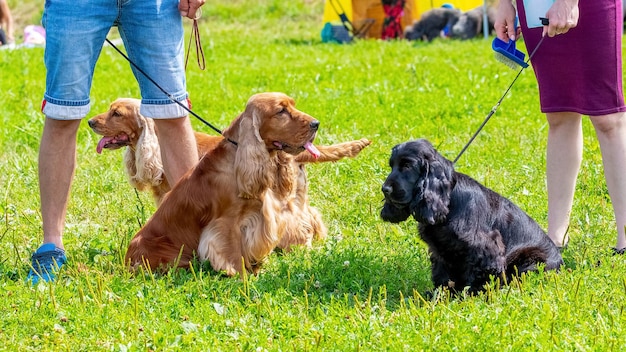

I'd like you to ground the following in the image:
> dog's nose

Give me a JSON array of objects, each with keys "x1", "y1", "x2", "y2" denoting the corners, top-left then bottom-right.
[
  {"x1": 381, "y1": 184, "x2": 392, "y2": 196},
  {"x1": 87, "y1": 119, "x2": 96, "y2": 128},
  {"x1": 310, "y1": 120, "x2": 320, "y2": 131}
]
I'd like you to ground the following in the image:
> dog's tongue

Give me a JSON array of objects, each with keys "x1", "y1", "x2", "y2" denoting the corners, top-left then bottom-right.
[
  {"x1": 304, "y1": 141, "x2": 320, "y2": 159},
  {"x1": 96, "y1": 136, "x2": 115, "y2": 154}
]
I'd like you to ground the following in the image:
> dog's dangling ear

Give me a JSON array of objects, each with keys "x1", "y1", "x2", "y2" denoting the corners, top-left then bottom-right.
[
  {"x1": 410, "y1": 154, "x2": 454, "y2": 225},
  {"x1": 124, "y1": 112, "x2": 164, "y2": 190},
  {"x1": 234, "y1": 109, "x2": 273, "y2": 199},
  {"x1": 272, "y1": 152, "x2": 297, "y2": 199},
  {"x1": 136, "y1": 117, "x2": 165, "y2": 184}
]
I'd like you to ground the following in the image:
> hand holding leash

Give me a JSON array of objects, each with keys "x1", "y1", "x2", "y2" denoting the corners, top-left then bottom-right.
[{"x1": 179, "y1": 0, "x2": 206, "y2": 20}]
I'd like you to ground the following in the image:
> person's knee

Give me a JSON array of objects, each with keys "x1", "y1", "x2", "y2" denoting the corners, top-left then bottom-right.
[
  {"x1": 153, "y1": 116, "x2": 193, "y2": 136},
  {"x1": 43, "y1": 118, "x2": 82, "y2": 138},
  {"x1": 546, "y1": 112, "x2": 581, "y2": 128},
  {"x1": 153, "y1": 115, "x2": 187, "y2": 124},
  {"x1": 590, "y1": 112, "x2": 626, "y2": 135}
]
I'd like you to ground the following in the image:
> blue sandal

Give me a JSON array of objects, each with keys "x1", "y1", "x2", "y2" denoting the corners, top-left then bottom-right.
[{"x1": 27, "y1": 243, "x2": 67, "y2": 284}]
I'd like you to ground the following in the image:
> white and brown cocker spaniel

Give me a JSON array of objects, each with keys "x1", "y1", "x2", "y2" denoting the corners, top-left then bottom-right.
[{"x1": 88, "y1": 98, "x2": 221, "y2": 203}]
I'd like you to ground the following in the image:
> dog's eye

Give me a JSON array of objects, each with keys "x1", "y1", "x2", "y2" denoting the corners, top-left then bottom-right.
[
  {"x1": 399, "y1": 160, "x2": 413, "y2": 170},
  {"x1": 277, "y1": 107, "x2": 291, "y2": 117}
]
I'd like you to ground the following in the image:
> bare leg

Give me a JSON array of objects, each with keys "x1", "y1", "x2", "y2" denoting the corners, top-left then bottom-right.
[
  {"x1": 39, "y1": 118, "x2": 81, "y2": 250},
  {"x1": 546, "y1": 112, "x2": 583, "y2": 247},
  {"x1": 153, "y1": 116, "x2": 199, "y2": 185},
  {"x1": 590, "y1": 112, "x2": 626, "y2": 250}
]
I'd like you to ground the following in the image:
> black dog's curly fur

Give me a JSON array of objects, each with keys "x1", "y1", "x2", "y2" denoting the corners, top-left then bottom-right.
[
  {"x1": 380, "y1": 139, "x2": 563, "y2": 294},
  {"x1": 450, "y1": 6, "x2": 496, "y2": 40},
  {"x1": 404, "y1": 8, "x2": 461, "y2": 42}
]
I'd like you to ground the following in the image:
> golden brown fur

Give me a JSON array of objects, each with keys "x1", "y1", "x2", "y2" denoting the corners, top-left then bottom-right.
[
  {"x1": 88, "y1": 98, "x2": 370, "y2": 252},
  {"x1": 123, "y1": 93, "x2": 370, "y2": 275},
  {"x1": 88, "y1": 98, "x2": 221, "y2": 203}
]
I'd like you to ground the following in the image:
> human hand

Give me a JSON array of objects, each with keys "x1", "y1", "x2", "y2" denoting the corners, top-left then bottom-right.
[
  {"x1": 179, "y1": 0, "x2": 206, "y2": 20},
  {"x1": 494, "y1": 0, "x2": 519, "y2": 42},
  {"x1": 543, "y1": 0, "x2": 579, "y2": 37}
]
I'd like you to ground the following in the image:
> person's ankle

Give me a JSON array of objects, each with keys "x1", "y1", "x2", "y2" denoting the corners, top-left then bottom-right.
[
  {"x1": 550, "y1": 233, "x2": 569, "y2": 248},
  {"x1": 42, "y1": 237, "x2": 64, "y2": 250}
]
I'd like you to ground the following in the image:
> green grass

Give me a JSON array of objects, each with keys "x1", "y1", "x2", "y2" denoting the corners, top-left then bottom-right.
[{"x1": 2, "y1": 0, "x2": 626, "y2": 350}]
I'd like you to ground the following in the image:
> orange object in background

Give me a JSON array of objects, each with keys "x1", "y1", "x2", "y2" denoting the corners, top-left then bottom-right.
[{"x1": 352, "y1": 0, "x2": 416, "y2": 39}]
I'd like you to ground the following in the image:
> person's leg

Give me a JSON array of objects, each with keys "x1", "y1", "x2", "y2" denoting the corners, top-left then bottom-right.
[
  {"x1": 590, "y1": 112, "x2": 626, "y2": 250},
  {"x1": 28, "y1": 119, "x2": 80, "y2": 283},
  {"x1": 29, "y1": 118, "x2": 81, "y2": 283},
  {"x1": 30, "y1": 0, "x2": 116, "y2": 283},
  {"x1": 39, "y1": 119, "x2": 81, "y2": 249},
  {"x1": 118, "y1": 0, "x2": 198, "y2": 184},
  {"x1": 545, "y1": 112, "x2": 583, "y2": 247},
  {"x1": 153, "y1": 117, "x2": 198, "y2": 184}
]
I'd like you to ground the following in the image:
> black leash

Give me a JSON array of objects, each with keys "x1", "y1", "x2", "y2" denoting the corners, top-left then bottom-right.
[
  {"x1": 104, "y1": 37, "x2": 237, "y2": 146},
  {"x1": 453, "y1": 34, "x2": 546, "y2": 164}
]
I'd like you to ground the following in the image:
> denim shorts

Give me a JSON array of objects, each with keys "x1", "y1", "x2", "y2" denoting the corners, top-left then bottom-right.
[{"x1": 42, "y1": 0, "x2": 188, "y2": 120}]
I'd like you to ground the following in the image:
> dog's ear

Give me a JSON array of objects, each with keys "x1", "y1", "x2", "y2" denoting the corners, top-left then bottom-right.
[
  {"x1": 410, "y1": 152, "x2": 454, "y2": 225},
  {"x1": 234, "y1": 109, "x2": 274, "y2": 199},
  {"x1": 273, "y1": 152, "x2": 297, "y2": 199},
  {"x1": 123, "y1": 112, "x2": 164, "y2": 190},
  {"x1": 134, "y1": 117, "x2": 165, "y2": 187}
]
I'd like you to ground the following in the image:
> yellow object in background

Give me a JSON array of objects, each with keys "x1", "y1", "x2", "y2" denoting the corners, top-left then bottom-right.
[
  {"x1": 414, "y1": 0, "x2": 485, "y2": 17},
  {"x1": 323, "y1": 0, "x2": 353, "y2": 23},
  {"x1": 323, "y1": 0, "x2": 486, "y2": 23}
]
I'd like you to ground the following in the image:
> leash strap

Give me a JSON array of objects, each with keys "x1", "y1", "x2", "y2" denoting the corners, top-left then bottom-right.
[
  {"x1": 104, "y1": 37, "x2": 237, "y2": 146},
  {"x1": 185, "y1": 19, "x2": 206, "y2": 71},
  {"x1": 453, "y1": 35, "x2": 546, "y2": 164}
]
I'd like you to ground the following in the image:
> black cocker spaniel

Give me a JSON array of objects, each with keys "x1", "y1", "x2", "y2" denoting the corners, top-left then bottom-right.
[{"x1": 381, "y1": 139, "x2": 563, "y2": 294}]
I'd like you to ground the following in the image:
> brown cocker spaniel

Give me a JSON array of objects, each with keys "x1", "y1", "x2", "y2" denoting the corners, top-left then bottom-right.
[{"x1": 125, "y1": 92, "x2": 370, "y2": 275}]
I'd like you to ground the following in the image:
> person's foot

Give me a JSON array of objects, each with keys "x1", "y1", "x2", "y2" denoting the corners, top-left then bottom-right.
[
  {"x1": 612, "y1": 247, "x2": 626, "y2": 256},
  {"x1": 553, "y1": 235, "x2": 570, "y2": 253},
  {"x1": 551, "y1": 225, "x2": 570, "y2": 250},
  {"x1": 27, "y1": 243, "x2": 67, "y2": 284}
]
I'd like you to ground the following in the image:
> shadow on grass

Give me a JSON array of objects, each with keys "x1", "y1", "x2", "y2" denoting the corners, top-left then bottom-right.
[
  {"x1": 113, "y1": 240, "x2": 436, "y2": 309},
  {"x1": 253, "y1": 244, "x2": 434, "y2": 308},
  {"x1": 6, "y1": 233, "x2": 600, "y2": 311}
]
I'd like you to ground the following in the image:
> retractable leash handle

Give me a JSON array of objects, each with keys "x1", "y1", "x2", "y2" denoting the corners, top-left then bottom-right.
[{"x1": 453, "y1": 18, "x2": 548, "y2": 164}]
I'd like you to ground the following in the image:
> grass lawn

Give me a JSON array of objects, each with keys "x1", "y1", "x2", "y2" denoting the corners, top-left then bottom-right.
[{"x1": 1, "y1": 0, "x2": 626, "y2": 350}]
